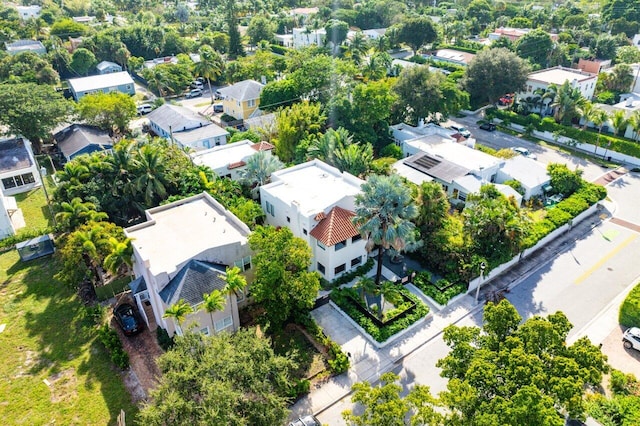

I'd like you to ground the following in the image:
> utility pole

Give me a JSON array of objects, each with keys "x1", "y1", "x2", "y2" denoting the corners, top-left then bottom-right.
[{"x1": 474, "y1": 262, "x2": 486, "y2": 304}]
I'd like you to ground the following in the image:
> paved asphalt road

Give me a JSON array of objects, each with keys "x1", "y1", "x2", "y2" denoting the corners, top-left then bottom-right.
[{"x1": 316, "y1": 170, "x2": 640, "y2": 425}]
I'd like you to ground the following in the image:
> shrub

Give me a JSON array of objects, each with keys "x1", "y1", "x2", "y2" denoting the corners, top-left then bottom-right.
[
  {"x1": 545, "y1": 207, "x2": 573, "y2": 227},
  {"x1": 331, "y1": 258, "x2": 374, "y2": 287},
  {"x1": 620, "y1": 283, "x2": 640, "y2": 328},
  {"x1": 97, "y1": 324, "x2": 129, "y2": 369},
  {"x1": 413, "y1": 272, "x2": 466, "y2": 305},
  {"x1": 298, "y1": 315, "x2": 350, "y2": 374},
  {"x1": 0, "y1": 227, "x2": 53, "y2": 250},
  {"x1": 156, "y1": 327, "x2": 174, "y2": 351}
]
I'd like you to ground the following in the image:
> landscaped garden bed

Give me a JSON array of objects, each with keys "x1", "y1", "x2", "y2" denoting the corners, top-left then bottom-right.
[
  {"x1": 412, "y1": 272, "x2": 467, "y2": 306},
  {"x1": 330, "y1": 286, "x2": 429, "y2": 343}
]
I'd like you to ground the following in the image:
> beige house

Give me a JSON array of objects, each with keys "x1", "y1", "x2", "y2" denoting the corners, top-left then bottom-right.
[
  {"x1": 217, "y1": 79, "x2": 264, "y2": 120},
  {"x1": 125, "y1": 193, "x2": 253, "y2": 337}
]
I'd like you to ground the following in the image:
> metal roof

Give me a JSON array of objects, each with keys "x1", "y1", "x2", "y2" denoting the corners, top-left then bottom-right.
[
  {"x1": 403, "y1": 152, "x2": 469, "y2": 184},
  {"x1": 67, "y1": 71, "x2": 133, "y2": 93}
]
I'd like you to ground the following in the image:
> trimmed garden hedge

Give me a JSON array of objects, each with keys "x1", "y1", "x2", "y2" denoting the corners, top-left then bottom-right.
[
  {"x1": 330, "y1": 286, "x2": 429, "y2": 342},
  {"x1": 412, "y1": 272, "x2": 467, "y2": 305},
  {"x1": 620, "y1": 283, "x2": 640, "y2": 328}
]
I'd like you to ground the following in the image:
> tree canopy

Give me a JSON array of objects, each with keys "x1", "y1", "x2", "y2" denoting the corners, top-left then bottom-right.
[{"x1": 76, "y1": 92, "x2": 137, "y2": 134}]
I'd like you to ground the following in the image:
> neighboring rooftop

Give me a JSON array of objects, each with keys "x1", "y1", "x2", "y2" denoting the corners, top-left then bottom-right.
[
  {"x1": 191, "y1": 139, "x2": 258, "y2": 170},
  {"x1": 429, "y1": 48, "x2": 476, "y2": 65},
  {"x1": 54, "y1": 124, "x2": 112, "y2": 160},
  {"x1": 172, "y1": 124, "x2": 229, "y2": 149},
  {"x1": 403, "y1": 152, "x2": 469, "y2": 184},
  {"x1": 217, "y1": 79, "x2": 264, "y2": 101},
  {"x1": 264, "y1": 160, "x2": 364, "y2": 216},
  {"x1": 159, "y1": 260, "x2": 227, "y2": 306},
  {"x1": 67, "y1": 71, "x2": 134, "y2": 93},
  {"x1": 147, "y1": 104, "x2": 210, "y2": 132},
  {"x1": 96, "y1": 60, "x2": 122, "y2": 72},
  {"x1": 528, "y1": 66, "x2": 597, "y2": 85},
  {"x1": 125, "y1": 193, "x2": 250, "y2": 277},
  {"x1": 499, "y1": 155, "x2": 550, "y2": 188},
  {"x1": 5, "y1": 39, "x2": 46, "y2": 54},
  {"x1": 0, "y1": 138, "x2": 32, "y2": 173},
  {"x1": 309, "y1": 206, "x2": 359, "y2": 246},
  {"x1": 430, "y1": 142, "x2": 503, "y2": 173}
]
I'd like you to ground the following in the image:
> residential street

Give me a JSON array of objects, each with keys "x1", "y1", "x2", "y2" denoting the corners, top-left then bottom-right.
[{"x1": 289, "y1": 166, "x2": 640, "y2": 425}]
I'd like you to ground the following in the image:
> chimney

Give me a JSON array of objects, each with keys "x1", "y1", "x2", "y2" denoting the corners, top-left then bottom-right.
[{"x1": 417, "y1": 118, "x2": 425, "y2": 129}]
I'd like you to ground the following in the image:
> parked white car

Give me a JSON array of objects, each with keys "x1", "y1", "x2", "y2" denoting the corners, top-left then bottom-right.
[
  {"x1": 623, "y1": 327, "x2": 640, "y2": 351},
  {"x1": 512, "y1": 147, "x2": 537, "y2": 160}
]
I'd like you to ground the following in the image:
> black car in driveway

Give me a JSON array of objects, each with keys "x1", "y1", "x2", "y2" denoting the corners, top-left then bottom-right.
[
  {"x1": 479, "y1": 122, "x2": 497, "y2": 131},
  {"x1": 114, "y1": 303, "x2": 143, "y2": 336}
]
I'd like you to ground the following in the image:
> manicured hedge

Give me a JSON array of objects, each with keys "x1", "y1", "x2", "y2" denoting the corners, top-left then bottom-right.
[
  {"x1": 330, "y1": 287, "x2": 429, "y2": 342},
  {"x1": 331, "y1": 258, "x2": 374, "y2": 287},
  {"x1": 412, "y1": 272, "x2": 467, "y2": 305},
  {"x1": 620, "y1": 283, "x2": 640, "y2": 327}
]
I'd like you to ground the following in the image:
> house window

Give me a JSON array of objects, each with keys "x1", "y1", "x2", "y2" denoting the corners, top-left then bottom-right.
[
  {"x1": 442, "y1": 184, "x2": 449, "y2": 192},
  {"x1": 351, "y1": 256, "x2": 362, "y2": 267},
  {"x1": 214, "y1": 315, "x2": 233, "y2": 332},
  {"x1": 2, "y1": 177, "x2": 16, "y2": 189},
  {"x1": 335, "y1": 240, "x2": 347, "y2": 251},
  {"x1": 21, "y1": 173, "x2": 35, "y2": 184},
  {"x1": 317, "y1": 241, "x2": 326, "y2": 250},
  {"x1": 200, "y1": 327, "x2": 210, "y2": 335},
  {"x1": 303, "y1": 229, "x2": 307, "y2": 235},
  {"x1": 265, "y1": 201, "x2": 275, "y2": 216},
  {"x1": 234, "y1": 255, "x2": 252, "y2": 272},
  {"x1": 334, "y1": 264, "x2": 346, "y2": 275},
  {"x1": 2, "y1": 173, "x2": 35, "y2": 189},
  {"x1": 458, "y1": 193, "x2": 467, "y2": 202},
  {"x1": 352, "y1": 234, "x2": 361, "y2": 243},
  {"x1": 248, "y1": 99, "x2": 256, "y2": 107},
  {"x1": 317, "y1": 262, "x2": 325, "y2": 274},
  {"x1": 452, "y1": 189, "x2": 459, "y2": 199}
]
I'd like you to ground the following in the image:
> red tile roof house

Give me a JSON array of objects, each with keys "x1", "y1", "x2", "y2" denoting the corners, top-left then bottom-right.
[{"x1": 259, "y1": 159, "x2": 368, "y2": 281}]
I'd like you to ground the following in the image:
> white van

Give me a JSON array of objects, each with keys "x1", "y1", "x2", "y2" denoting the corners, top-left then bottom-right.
[
  {"x1": 191, "y1": 81, "x2": 204, "y2": 90},
  {"x1": 137, "y1": 104, "x2": 153, "y2": 115}
]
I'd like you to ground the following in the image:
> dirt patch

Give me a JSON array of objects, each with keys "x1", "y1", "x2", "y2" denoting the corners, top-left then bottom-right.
[
  {"x1": 111, "y1": 316, "x2": 164, "y2": 402},
  {"x1": 47, "y1": 368, "x2": 78, "y2": 403}
]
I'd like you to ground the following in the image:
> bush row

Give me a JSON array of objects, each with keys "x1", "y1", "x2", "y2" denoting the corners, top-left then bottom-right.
[
  {"x1": 489, "y1": 109, "x2": 640, "y2": 159},
  {"x1": 523, "y1": 183, "x2": 606, "y2": 248},
  {"x1": 412, "y1": 272, "x2": 467, "y2": 305},
  {"x1": 331, "y1": 257, "x2": 375, "y2": 287},
  {"x1": 299, "y1": 315, "x2": 350, "y2": 374},
  {"x1": 97, "y1": 323, "x2": 130, "y2": 370},
  {"x1": 0, "y1": 227, "x2": 53, "y2": 251},
  {"x1": 619, "y1": 282, "x2": 640, "y2": 328},
  {"x1": 330, "y1": 287, "x2": 429, "y2": 342}
]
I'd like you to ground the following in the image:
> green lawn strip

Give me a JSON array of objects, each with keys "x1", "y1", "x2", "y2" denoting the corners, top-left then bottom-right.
[
  {"x1": 96, "y1": 276, "x2": 132, "y2": 302},
  {"x1": 14, "y1": 185, "x2": 54, "y2": 231},
  {"x1": 0, "y1": 251, "x2": 138, "y2": 425}
]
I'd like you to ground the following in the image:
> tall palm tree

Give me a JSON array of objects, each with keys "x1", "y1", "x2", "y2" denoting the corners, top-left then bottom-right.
[
  {"x1": 163, "y1": 300, "x2": 193, "y2": 335},
  {"x1": 132, "y1": 144, "x2": 168, "y2": 207},
  {"x1": 334, "y1": 142, "x2": 374, "y2": 178},
  {"x1": 221, "y1": 265, "x2": 247, "y2": 299},
  {"x1": 580, "y1": 101, "x2": 597, "y2": 130},
  {"x1": 353, "y1": 174, "x2": 418, "y2": 287},
  {"x1": 629, "y1": 110, "x2": 640, "y2": 141},
  {"x1": 202, "y1": 290, "x2": 226, "y2": 332},
  {"x1": 549, "y1": 81, "x2": 586, "y2": 124},
  {"x1": 193, "y1": 45, "x2": 225, "y2": 104},
  {"x1": 55, "y1": 197, "x2": 108, "y2": 232},
  {"x1": 379, "y1": 281, "x2": 403, "y2": 319},
  {"x1": 104, "y1": 237, "x2": 133, "y2": 277},
  {"x1": 238, "y1": 150, "x2": 284, "y2": 193},
  {"x1": 354, "y1": 276, "x2": 377, "y2": 305},
  {"x1": 73, "y1": 222, "x2": 111, "y2": 287},
  {"x1": 346, "y1": 32, "x2": 369, "y2": 66},
  {"x1": 611, "y1": 110, "x2": 629, "y2": 137},
  {"x1": 591, "y1": 108, "x2": 610, "y2": 153}
]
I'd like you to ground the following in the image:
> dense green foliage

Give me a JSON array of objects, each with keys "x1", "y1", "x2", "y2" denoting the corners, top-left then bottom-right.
[
  {"x1": 412, "y1": 272, "x2": 467, "y2": 306},
  {"x1": 587, "y1": 369, "x2": 640, "y2": 426},
  {"x1": 138, "y1": 329, "x2": 297, "y2": 425},
  {"x1": 619, "y1": 282, "x2": 640, "y2": 327}
]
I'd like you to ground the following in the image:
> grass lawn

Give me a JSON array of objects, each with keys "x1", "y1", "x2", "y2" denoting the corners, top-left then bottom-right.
[
  {"x1": 0, "y1": 250, "x2": 138, "y2": 425},
  {"x1": 96, "y1": 276, "x2": 132, "y2": 302},
  {"x1": 271, "y1": 325, "x2": 327, "y2": 379},
  {"x1": 13, "y1": 170, "x2": 57, "y2": 232}
]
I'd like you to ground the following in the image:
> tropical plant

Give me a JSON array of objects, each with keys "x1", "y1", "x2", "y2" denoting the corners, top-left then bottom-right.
[
  {"x1": 163, "y1": 299, "x2": 194, "y2": 335},
  {"x1": 202, "y1": 289, "x2": 226, "y2": 329},
  {"x1": 132, "y1": 144, "x2": 168, "y2": 208},
  {"x1": 611, "y1": 110, "x2": 629, "y2": 137},
  {"x1": 547, "y1": 81, "x2": 586, "y2": 124},
  {"x1": 103, "y1": 237, "x2": 133, "y2": 277},
  {"x1": 591, "y1": 108, "x2": 610, "y2": 153},
  {"x1": 193, "y1": 45, "x2": 225, "y2": 104},
  {"x1": 353, "y1": 174, "x2": 418, "y2": 287},
  {"x1": 237, "y1": 150, "x2": 284, "y2": 194},
  {"x1": 220, "y1": 265, "x2": 247, "y2": 300},
  {"x1": 55, "y1": 197, "x2": 108, "y2": 232},
  {"x1": 629, "y1": 110, "x2": 640, "y2": 141}
]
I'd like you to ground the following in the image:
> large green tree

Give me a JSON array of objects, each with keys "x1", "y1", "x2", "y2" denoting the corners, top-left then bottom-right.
[
  {"x1": 396, "y1": 16, "x2": 438, "y2": 56},
  {"x1": 515, "y1": 28, "x2": 554, "y2": 67},
  {"x1": 463, "y1": 47, "x2": 531, "y2": 107},
  {"x1": 392, "y1": 66, "x2": 468, "y2": 125},
  {"x1": 70, "y1": 48, "x2": 97, "y2": 76},
  {"x1": 353, "y1": 174, "x2": 418, "y2": 286},
  {"x1": 0, "y1": 51, "x2": 59, "y2": 84},
  {"x1": 193, "y1": 45, "x2": 225, "y2": 104},
  {"x1": 247, "y1": 15, "x2": 275, "y2": 46},
  {"x1": 274, "y1": 101, "x2": 326, "y2": 163},
  {"x1": 76, "y1": 91, "x2": 137, "y2": 134},
  {"x1": 248, "y1": 226, "x2": 320, "y2": 328},
  {"x1": 226, "y1": 0, "x2": 244, "y2": 58},
  {"x1": 438, "y1": 300, "x2": 608, "y2": 423},
  {"x1": 138, "y1": 329, "x2": 296, "y2": 425},
  {"x1": 0, "y1": 83, "x2": 74, "y2": 152}
]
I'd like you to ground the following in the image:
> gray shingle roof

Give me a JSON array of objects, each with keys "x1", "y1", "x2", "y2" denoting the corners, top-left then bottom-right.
[
  {"x1": 147, "y1": 104, "x2": 210, "y2": 133},
  {"x1": 217, "y1": 79, "x2": 264, "y2": 101},
  {"x1": 159, "y1": 260, "x2": 227, "y2": 306},
  {"x1": 54, "y1": 124, "x2": 112, "y2": 160},
  {"x1": 96, "y1": 61, "x2": 121, "y2": 71}
]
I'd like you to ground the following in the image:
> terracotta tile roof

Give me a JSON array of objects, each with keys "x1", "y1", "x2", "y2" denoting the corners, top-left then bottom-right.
[
  {"x1": 310, "y1": 206, "x2": 359, "y2": 246},
  {"x1": 227, "y1": 161, "x2": 246, "y2": 169},
  {"x1": 314, "y1": 211, "x2": 326, "y2": 221},
  {"x1": 251, "y1": 141, "x2": 275, "y2": 151}
]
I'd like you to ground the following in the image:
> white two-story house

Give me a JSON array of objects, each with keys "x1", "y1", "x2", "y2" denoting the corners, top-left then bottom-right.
[
  {"x1": 125, "y1": 192, "x2": 253, "y2": 337},
  {"x1": 260, "y1": 160, "x2": 367, "y2": 281}
]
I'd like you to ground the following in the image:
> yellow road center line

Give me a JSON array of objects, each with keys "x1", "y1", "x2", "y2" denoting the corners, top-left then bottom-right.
[{"x1": 574, "y1": 234, "x2": 637, "y2": 285}]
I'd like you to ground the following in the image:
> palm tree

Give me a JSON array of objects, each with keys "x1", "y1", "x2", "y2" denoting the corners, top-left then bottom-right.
[
  {"x1": 132, "y1": 144, "x2": 168, "y2": 207},
  {"x1": 334, "y1": 142, "x2": 374, "y2": 178},
  {"x1": 202, "y1": 290, "x2": 226, "y2": 332},
  {"x1": 55, "y1": 197, "x2": 108, "y2": 232},
  {"x1": 163, "y1": 300, "x2": 193, "y2": 335},
  {"x1": 591, "y1": 108, "x2": 610, "y2": 153},
  {"x1": 56, "y1": 162, "x2": 90, "y2": 197},
  {"x1": 73, "y1": 222, "x2": 111, "y2": 287},
  {"x1": 379, "y1": 281, "x2": 403, "y2": 319},
  {"x1": 363, "y1": 52, "x2": 392, "y2": 81},
  {"x1": 629, "y1": 110, "x2": 640, "y2": 141},
  {"x1": 353, "y1": 174, "x2": 418, "y2": 287},
  {"x1": 611, "y1": 110, "x2": 629, "y2": 138},
  {"x1": 354, "y1": 276, "x2": 377, "y2": 305},
  {"x1": 346, "y1": 32, "x2": 369, "y2": 66},
  {"x1": 221, "y1": 265, "x2": 247, "y2": 299},
  {"x1": 104, "y1": 237, "x2": 133, "y2": 277},
  {"x1": 307, "y1": 127, "x2": 353, "y2": 166},
  {"x1": 193, "y1": 45, "x2": 225, "y2": 105},
  {"x1": 580, "y1": 101, "x2": 597, "y2": 130},
  {"x1": 238, "y1": 150, "x2": 284, "y2": 194},
  {"x1": 549, "y1": 81, "x2": 586, "y2": 124}
]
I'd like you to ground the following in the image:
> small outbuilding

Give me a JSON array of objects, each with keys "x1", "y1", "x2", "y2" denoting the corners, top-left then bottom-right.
[{"x1": 16, "y1": 234, "x2": 55, "y2": 261}]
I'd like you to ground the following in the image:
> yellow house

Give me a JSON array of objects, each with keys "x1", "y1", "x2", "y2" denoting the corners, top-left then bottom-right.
[{"x1": 217, "y1": 79, "x2": 265, "y2": 120}]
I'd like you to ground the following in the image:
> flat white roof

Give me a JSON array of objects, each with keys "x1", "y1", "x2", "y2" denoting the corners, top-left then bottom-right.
[
  {"x1": 263, "y1": 159, "x2": 363, "y2": 216},
  {"x1": 392, "y1": 159, "x2": 434, "y2": 185},
  {"x1": 68, "y1": 71, "x2": 133, "y2": 93},
  {"x1": 500, "y1": 156, "x2": 549, "y2": 188},
  {"x1": 191, "y1": 140, "x2": 256, "y2": 170},
  {"x1": 430, "y1": 142, "x2": 502, "y2": 171},
  {"x1": 529, "y1": 67, "x2": 596, "y2": 85},
  {"x1": 125, "y1": 193, "x2": 249, "y2": 277}
]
